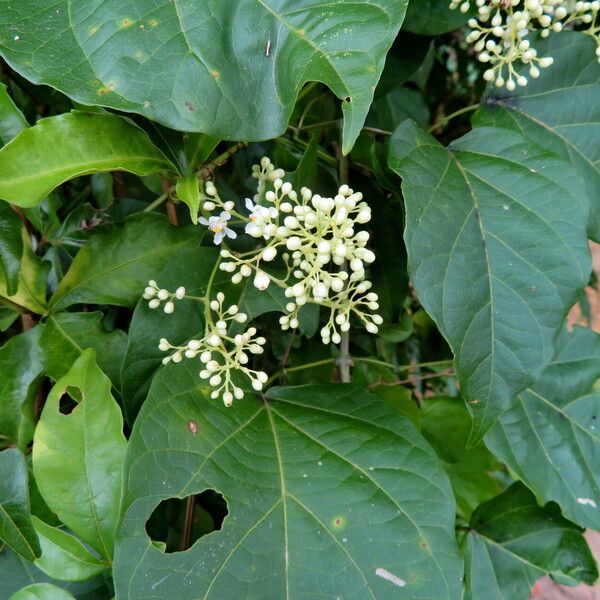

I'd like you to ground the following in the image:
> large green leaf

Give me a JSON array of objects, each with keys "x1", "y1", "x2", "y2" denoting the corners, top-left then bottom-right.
[
  {"x1": 10, "y1": 584, "x2": 76, "y2": 600},
  {"x1": 464, "y1": 483, "x2": 598, "y2": 599},
  {"x1": 0, "y1": 326, "x2": 44, "y2": 449},
  {"x1": 486, "y1": 326, "x2": 600, "y2": 530},
  {"x1": 0, "y1": 112, "x2": 174, "y2": 207},
  {"x1": 32, "y1": 350, "x2": 127, "y2": 560},
  {"x1": 115, "y1": 369, "x2": 461, "y2": 598},
  {"x1": 40, "y1": 312, "x2": 127, "y2": 389},
  {"x1": 0, "y1": 203, "x2": 23, "y2": 299},
  {"x1": 0, "y1": 83, "x2": 27, "y2": 146},
  {"x1": 31, "y1": 517, "x2": 108, "y2": 583},
  {"x1": 403, "y1": 0, "x2": 471, "y2": 35},
  {"x1": 475, "y1": 32, "x2": 600, "y2": 239},
  {"x1": 49, "y1": 213, "x2": 200, "y2": 310},
  {"x1": 388, "y1": 120, "x2": 590, "y2": 440},
  {"x1": 0, "y1": 449, "x2": 40, "y2": 561},
  {"x1": 0, "y1": 1, "x2": 408, "y2": 154}
]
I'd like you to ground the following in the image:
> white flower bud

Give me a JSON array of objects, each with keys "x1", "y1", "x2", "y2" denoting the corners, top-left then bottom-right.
[
  {"x1": 253, "y1": 270, "x2": 270, "y2": 290},
  {"x1": 257, "y1": 371, "x2": 268, "y2": 383},
  {"x1": 157, "y1": 289, "x2": 169, "y2": 300},
  {"x1": 538, "y1": 56, "x2": 554, "y2": 68},
  {"x1": 281, "y1": 182, "x2": 292, "y2": 195},
  {"x1": 262, "y1": 246, "x2": 277, "y2": 261},
  {"x1": 334, "y1": 244, "x2": 347, "y2": 258},
  {"x1": 203, "y1": 201, "x2": 216, "y2": 211},
  {"x1": 206, "y1": 360, "x2": 220, "y2": 371},
  {"x1": 172, "y1": 351, "x2": 182, "y2": 363},
  {"x1": 366, "y1": 322, "x2": 379, "y2": 334},
  {"x1": 209, "y1": 374, "x2": 222, "y2": 386},
  {"x1": 200, "y1": 351, "x2": 212, "y2": 363},
  {"x1": 158, "y1": 338, "x2": 170, "y2": 351},
  {"x1": 265, "y1": 191, "x2": 277, "y2": 202},
  {"x1": 223, "y1": 200, "x2": 235, "y2": 211},
  {"x1": 223, "y1": 391, "x2": 233, "y2": 407},
  {"x1": 332, "y1": 332, "x2": 341, "y2": 344},
  {"x1": 207, "y1": 334, "x2": 221, "y2": 347},
  {"x1": 313, "y1": 282, "x2": 328, "y2": 299},
  {"x1": 234, "y1": 312, "x2": 248, "y2": 323},
  {"x1": 232, "y1": 273, "x2": 243, "y2": 284},
  {"x1": 252, "y1": 379, "x2": 263, "y2": 391},
  {"x1": 149, "y1": 298, "x2": 160, "y2": 309},
  {"x1": 175, "y1": 286, "x2": 186, "y2": 300},
  {"x1": 330, "y1": 278, "x2": 344, "y2": 292},
  {"x1": 234, "y1": 387, "x2": 244, "y2": 400},
  {"x1": 284, "y1": 216, "x2": 299, "y2": 229},
  {"x1": 286, "y1": 236, "x2": 301, "y2": 251},
  {"x1": 144, "y1": 286, "x2": 156, "y2": 297}
]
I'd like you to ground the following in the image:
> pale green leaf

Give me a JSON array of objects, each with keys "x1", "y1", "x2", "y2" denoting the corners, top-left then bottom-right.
[
  {"x1": 0, "y1": 83, "x2": 27, "y2": 146},
  {"x1": 114, "y1": 368, "x2": 462, "y2": 599},
  {"x1": 32, "y1": 517, "x2": 108, "y2": 583},
  {"x1": 10, "y1": 583, "x2": 75, "y2": 600},
  {"x1": 32, "y1": 350, "x2": 127, "y2": 560},
  {"x1": 0, "y1": 449, "x2": 40, "y2": 561},
  {"x1": 0, "y1": 1, "x2": 409, "y2": 154},
  {"x1": 388, "y1": 120, "x2": 590, "y2": 441},
  {"x1": 175, "y1": 173, "x2": 201, "y2": 224},
  {"x1": 0, "y1": 112, "x2": 174, "y2": 207},
  {"x1": 486, "y1": 326, "x2": 600, "y2": 530}
]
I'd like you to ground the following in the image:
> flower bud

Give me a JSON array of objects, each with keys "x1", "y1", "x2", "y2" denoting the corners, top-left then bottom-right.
[
  {"x1": 175, "y1": 286, "x2": 186, "y2": 300},
  {"x1": 262, "y1": 246, "x2": 277, "y2": 261},
  {"x1": 253, "y1": 270, "x2": 270, "y2": 290},
  {"x1": 286, "y1": 236, "x2": 301, "y2": 250},
  {"x1": 149, "y1": 298, "x2": 160, "y2": 309}
]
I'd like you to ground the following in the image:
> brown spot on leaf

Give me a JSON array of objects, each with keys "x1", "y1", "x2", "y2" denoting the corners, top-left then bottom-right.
[
  {"x1": 188, "y1": 420, "x2": 198, "y2": 435},
  {"x1": 184, "y1": 100, "x2": 195, "y2": 112}
]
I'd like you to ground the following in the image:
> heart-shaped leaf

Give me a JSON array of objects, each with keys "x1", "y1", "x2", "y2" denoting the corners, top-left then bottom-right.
[
  {"x1": 32, "y1": 350, "x2": 127, "y2": 560},
  {"x1": 0, "y1": 449, "x2": 40, "y2": 561},
  {"x1": 0, "y1": 112, "x2": 174, "y2": 207},
  {"x1": 486, "y1": 326, "x2": 600, "y2": 530},
  {"x1": 0, "y1": 1, "x2": 408, "y2": 154},
  {"x1": 475, "y1": 32, "x2": 600, "y2": 239},
  {"x1": 388, "y1": 120, "x2": 590, "y2": 440},
  {"x1": 114, "y1": 367, "x2": 462, "y2": 599},
  {"x1": 464, "y1": 483, "x2": 598, "y2": 599}
]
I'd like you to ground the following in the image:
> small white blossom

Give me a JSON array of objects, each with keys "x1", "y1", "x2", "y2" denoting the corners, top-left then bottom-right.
[{"x1": 199, "y1": 211, "x2": 237, "y2": 244}]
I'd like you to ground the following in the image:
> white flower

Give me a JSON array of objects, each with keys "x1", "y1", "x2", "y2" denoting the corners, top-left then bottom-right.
[
  {"x1": 199, "y1": 211, "x2": 237, "y2": 245},
  {"x1": 244, "y1": 198, "x2": 277, "y2": 239}
]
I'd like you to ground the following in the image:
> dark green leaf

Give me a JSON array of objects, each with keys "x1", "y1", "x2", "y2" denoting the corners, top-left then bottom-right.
[
  {"x1": 486, "y1": 326, "x2": 600, "y2": 530},
  {"x1": 10, "y1": 583, "x2": 76, "y2": 600},
  {"x1": 475, "y1": 32, "x2": 600, "y2": 239},
  {"x1": 0, "y1": 112, "x2": 174, "y2": 207},
  {"x1": 0, "y1": 1, "x2": 409, "y2": 154},
  {"x1": 0, "y1": 83, "x2": 27, "y2": 146},
  {"x1": 0, "y1": 326, "x2": 44, "y2": 449},
  {"x1": 32, "y1": 517, "x2": 108, "y2": 583},
  {"x1": 0, "y1": 202, "x2": 23, "y2": 296},
  {"x1": 50, "y1": 213, "x2": 201, "y2": 310},
  {"x1": 403, "y1": 0, "x2": 471, "y2": 35},
  {"x1": 0, "y1": 449, "x2": 40, "y2": 561},
  {"x1": 40, "y1": 313, "x2": 127, "y2": 389},
  {"x1": 114, "y1": 370, "x2": 462, "y2": 598},
  {"x1": 465, "y1": 483, "x2": 598, "y2": 599},
  {"x1": 388, "y1": 120, "x2": 590, "y2": 441},
  {"x1": 32, "y1": 350, "x2": 127, "y2": 560},
  {"x1": 184, "y1": 134, "x2": 220, "y2": 172}
]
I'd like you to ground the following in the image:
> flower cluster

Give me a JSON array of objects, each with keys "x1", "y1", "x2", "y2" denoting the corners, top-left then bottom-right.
[
  {"x1": 209, "y1": 158, "x2": 383, "y2": 344},
  {"x1": 158, "y1": 292, "x2": 267, "y2": 406},
  {"x1": 143, "y1": 280, "x2": 186, "y2": 314},
  {"x1": 451, "y1": 0, "x2": 600, "y2": 90}
]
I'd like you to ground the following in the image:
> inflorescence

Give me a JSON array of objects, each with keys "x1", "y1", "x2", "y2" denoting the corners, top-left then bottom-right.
[
  {"x1": 450, "y1": 0, "x2": 600, "y2": 90},
  {"x1": 142, "y1": 158, "x2": 382, "y2": 407}
]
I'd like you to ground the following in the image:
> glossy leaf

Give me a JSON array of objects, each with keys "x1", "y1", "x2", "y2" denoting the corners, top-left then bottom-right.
[
  {"x1": 0, "y1": 112, "x2": 174, "y2": 207},
  {"x1": 0, "y1": 83, "x2": 27, "y2": 146},
  {"x1": 0, "y1": 1, "x2": 408, "y2": 154},
  {"x1": 0, "y1": 202, "x2": 23, "y2": 297},
  {"x1": 475, "y1": 32, "x2": 600, "y2": 239},
  {"x1": 50, "y1": 213, "x2": 201, "y2": 310},
  {"x1": 486, "y1": 326, "x2": 600, "y2": 530},
  {"x1": 0, "y1": 327, "x2": 44, "y2": 449},
  {"x1": 403, "y1": 0, "x2": 471, "y2": 35},
  {"x1": 32, "y1": 350, "x2": 127, "y2": 560},
  {"x1": 40, "y1": 312, "x2": 127, "y2": 389},
  {"x1": 32, "y1": 517, "x2": 108, "y2": 583},
  {"x1": 10, "y1": 584, "x2": 76, "y2": 600},
  {"x1": 0, "y1": 449, "x2": 40, "y2": 561},
  {"x1": 184, "y1": 134, "x2": 220, "y2": 172},
  {"x1": 388, "y1": 120, "x2": 590, "y2": 440},
  {"x1": 114, "y1": 369, "x2": 461, "y2": 599},
  {"x1": 175, "y1": 173, "x2": 201, "y2": 223},
  {"x1": 464, "y1": 483, "x2": 598, "y2": 599}
]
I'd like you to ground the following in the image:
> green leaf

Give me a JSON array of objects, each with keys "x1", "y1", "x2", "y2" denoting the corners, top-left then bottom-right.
[
  {"x1": 0, "y1": 449, "x2": 40, "y2": 561},
  {"x1": 184, "y1": 134, "x2": 220, "y2": 172},
  {"x1": 0, "y1": 202, "x2": 23, "y2": 296},
  {"x1": 475, "y1": 32, "x2": 600, "y2": 239},
  {"x1": 32, "y1": 350, "x2": 127, "y2": 560},
  {"x1": 420, "y1": 397, "x2": 501, "y2": 519},
  {"x1": 10, "y1": 583, "x2": 76, "y2": 600},
  {"x1": 50, "y1": 213, "x2": 201, "y2": 310},
  {"x1": 0, "y1": 2, "x2": 408, "y2": 154},
  {"x1": 403, "y1": 0, "x2": 471, "y2": 35},
  {"x1": 175, "y1": 173, "x2": 201, "y2": 223},
  {"x1": 0, "y1": 326, "x2": 44, "y2": 449},
  {"x1": 486, "y1": 326, "x2": 600, "y2": 530},
  {"x1": 114, "y1": 369, "x2": 461, "y2": 598},
  {"x1": 31, "y1": 517, "x2": 108, "y2": 583},
  {"x1": 1, "y1": 230, "x2": 49, "y2": 315},
  {"x1": 40, "y1": 313, "x2": 127, "y2": 389},
  {"x1": 0, "y1": 83, "x2": 27, "y2": 146},
  {"x1": 0, "y1": 112, "x2": 174, "y2": 207},
  {"x1": 464, "y1": 483, "x2": 598, "y2": 600},
  {"x1": 388, "y1": 119, "x2": 590, "y2": 441}
]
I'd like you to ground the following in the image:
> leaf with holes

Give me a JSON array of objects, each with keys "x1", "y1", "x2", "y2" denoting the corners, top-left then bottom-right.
[
  {"x1": 475, "y1": 31, "x2": 600, "y2": 239},
  {"x1": 0, "y1": 449, "x2": 40, "y2": 561},
  {"x1": 0, "y1": 112, "x2": 174, "y2": 207},
  {"x1": 0, "y1": 1, "x2": 408, "y2": 154},
  {"x1": 388, "y1": 120, "x2": 590, "y2": 441},
  {"x1": 485, "y1": 326, "x2": 600, "y2": 530},
  {"x1": 114, "y1": 365, "x2": 462, "y2": 599},
  {"x1": 32, "y1": 350, "x2": 127, "y2": 560},
  {"x1": 464, "y1": 482, "x2": 598, "y2": 600}
]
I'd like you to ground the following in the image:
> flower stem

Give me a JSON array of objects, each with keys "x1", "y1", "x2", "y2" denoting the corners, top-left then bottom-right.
[
  {"x1": 143, "y1": 192, "x2": 168, "y2": 212},
  {"x1": 428, "y1": 103, "x2": 480, "y2": 133}
]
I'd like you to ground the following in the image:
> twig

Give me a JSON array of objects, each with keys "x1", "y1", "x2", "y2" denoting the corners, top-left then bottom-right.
[
  {"x1": 180, "y1": 495, "x2": 196, "y2": 551},
  {"x1": 428, "y1": 103, "x2": 480, "y2": 133},
  {"x1": 367, "y1": 368, "x2": 455, "y2": 388}
]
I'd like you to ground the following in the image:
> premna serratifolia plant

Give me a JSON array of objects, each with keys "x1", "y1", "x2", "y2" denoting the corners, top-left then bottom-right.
[{"x1": 1, "y1": 1, "x2": 600, "y2": 599}]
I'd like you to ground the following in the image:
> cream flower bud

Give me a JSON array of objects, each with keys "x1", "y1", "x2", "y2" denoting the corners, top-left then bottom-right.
[
  {"x1": 366, "y1": 322, "x2": 379, "y2": 334},
  {"x1": 313, "y1": 282, "x2": 328, "y2": 299},
  {"x1": 163, "y1": 301, "x2": 175, "y2": 314},
  {"x1": 207, "y1": 334, "x2": 221, "y2": 347},
  {"x1": 209, "y1": 374, "x2": 222, "y2": 386},
  {"x1": 175, "y1": 286, "x2": 186, "y2": 300},
  {"x1": 203, "y1": 201, "x2": 216, "y2": 211},
  {"x1": 330, "y1": 278, "x2": 344, "y2": 292},
  {"x1": 172, "y1": 351, "x2": 183, "y2": 363},
  {"x1": 253, "y1": 270, "x2": 270, "y2": 290},
  {"x1": 262, "y1": 246, "x2": 277, "y2": 261},
  {"x1": 223, "y1": 391, "x2": 233, "y2": 407},
  {"x1": 234, "y1": 312, "x2": 248, "y2": 323},
  {"x1": 157, "y1": 289, "x2": 169, "y2": 300},
  {"x1": 281, "y1": 182, "x2": 292, "y2": 195},
  {"x1": 158, "y1": 338, "x2": 170, "y2": 351},
  {"x1": 265, "y1": 191, "x2": 277, "y2": 202},
  {"x1": 189, "y1": 339, "x2": 202, "y2": 350},
  {"x1": 206, "y1": 360, "x2": 220, "y2": 371},
  {"x1": 286, "y1": 236, "x2": 301, "y2": 251},
  {"x1": 149, "y1": 298, "x2": 160, "y2": 309},
  {"x1": 234, "y1": 387, "x2": 244, "y2": 400},
  {"x1": 252, "y1": 379, "x2": 263, "y2": 391},
  {"x1": 200, "y1": 351, "x2": 212, "y2": 363}
]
